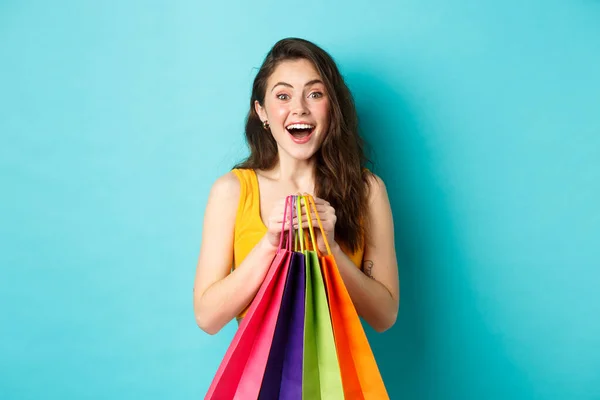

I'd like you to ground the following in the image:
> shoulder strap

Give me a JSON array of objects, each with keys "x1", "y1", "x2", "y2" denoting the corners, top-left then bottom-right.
[
  {"x1": 231, "y1": 168, "x2": 248, "y2": 203},
  {"x1": 231, "y1": 168, "x2": 261, "y2": 223}
]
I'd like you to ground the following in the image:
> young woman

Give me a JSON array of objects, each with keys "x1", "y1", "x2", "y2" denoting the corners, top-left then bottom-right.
[{"x1": 193, "y1": 38, "x2": 399, "y2": 335}]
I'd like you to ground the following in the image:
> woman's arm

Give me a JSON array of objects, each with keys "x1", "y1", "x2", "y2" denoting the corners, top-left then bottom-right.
[
  {"x1": 331, "y1": 175, "x2": 400, "y2": 332},
  {"x1": 192, "y1": 172, "x2": 277, "y2": 335}
]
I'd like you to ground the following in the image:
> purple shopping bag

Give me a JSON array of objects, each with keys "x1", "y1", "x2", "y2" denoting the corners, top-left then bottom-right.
[
  {"x1": 259, "y1": 195, "x2": 306, "y2": 400},
  {"x1": 258, "y1": 250, "x2": 306, "y2": 400}
]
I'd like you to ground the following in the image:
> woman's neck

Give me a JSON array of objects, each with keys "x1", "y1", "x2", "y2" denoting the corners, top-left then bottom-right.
[{"x1": 263, "y1": 156, "x2": 316, "y2": 190}]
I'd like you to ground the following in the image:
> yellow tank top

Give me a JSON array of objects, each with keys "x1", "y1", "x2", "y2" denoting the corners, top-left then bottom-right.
[{"x1": 231, "y1": 168, "x2": 364, "y2": 319}]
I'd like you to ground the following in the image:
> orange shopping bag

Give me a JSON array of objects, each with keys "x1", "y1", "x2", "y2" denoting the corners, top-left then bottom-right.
[{"x1": 306, "y1": 195, "x2": 389, "y2": 400}]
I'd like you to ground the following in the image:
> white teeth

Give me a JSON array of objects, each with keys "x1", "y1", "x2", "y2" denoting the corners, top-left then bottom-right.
[{"x1": 286, "y1": 123, "x2": 315, "y2": 130}]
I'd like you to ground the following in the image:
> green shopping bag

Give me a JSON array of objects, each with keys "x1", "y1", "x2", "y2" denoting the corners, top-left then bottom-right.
[{"x1": 297, "y1": 195, "x2": 344, "y2": 400}]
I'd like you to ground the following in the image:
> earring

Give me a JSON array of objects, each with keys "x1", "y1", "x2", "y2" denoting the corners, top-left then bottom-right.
[{"x1": 262, "y1": 120, "x2": 270, "y2": 130}]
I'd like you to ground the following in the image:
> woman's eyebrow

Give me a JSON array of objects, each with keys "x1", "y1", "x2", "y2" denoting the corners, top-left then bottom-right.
[
  {"x1": 271, "y1": 82, "x2": 293, "y2": 92},
  {"x1": 304, "y1": 79, "x2": 324, "y2": 87},
  {"x1": 271, "y1": 79, "x2": 324, "y2": 92}
]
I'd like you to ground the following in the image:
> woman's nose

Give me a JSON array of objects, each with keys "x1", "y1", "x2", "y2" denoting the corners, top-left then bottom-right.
[{"x1": 291, "y1": 97, "x2": 309, "y2": 115}]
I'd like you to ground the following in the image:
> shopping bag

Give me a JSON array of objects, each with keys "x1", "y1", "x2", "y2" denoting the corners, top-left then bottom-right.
[
  {"x1": 259, "y1": 196, "x2": 306, "y2": 400},
  {"x1": 278, "y1": 251, "x2": 306, "y2": 400},
  {"x1": 259, "y1": 251, "x2": 306, "y2": 400},
  {"x1": 205, "y1": 196, "x2": 294, "y2": 400},
  {"x1": 299, "y1": 195, "x2": 344, "y2": 400},
  {"x1": 306, "y1": 195, "x2": 389, "y2": 399}
]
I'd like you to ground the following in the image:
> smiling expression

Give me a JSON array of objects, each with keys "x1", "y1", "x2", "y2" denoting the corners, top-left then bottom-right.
[{"x1": 255, "y1": 58, "x2": 330, "y2": 162}]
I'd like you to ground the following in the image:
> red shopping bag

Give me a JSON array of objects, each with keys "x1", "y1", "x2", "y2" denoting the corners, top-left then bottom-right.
[{"x1": 205, "y1": 196, "x2": 294, "y2": 400}]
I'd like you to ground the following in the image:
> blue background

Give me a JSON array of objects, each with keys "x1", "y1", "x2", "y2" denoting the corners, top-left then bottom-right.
[{"x1": 1, "y1": 1, "x2": 599, "y2": 398}]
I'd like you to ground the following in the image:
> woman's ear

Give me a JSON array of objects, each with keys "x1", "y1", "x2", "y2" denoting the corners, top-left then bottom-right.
[{"x1": 255, "y1": 100, "x2": 267, "y2": 122}]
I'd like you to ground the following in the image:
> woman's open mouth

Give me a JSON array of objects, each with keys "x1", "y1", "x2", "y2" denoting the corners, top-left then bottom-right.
[{"x1": 286, "y1": 123, "x2": 315, "y2": 144}]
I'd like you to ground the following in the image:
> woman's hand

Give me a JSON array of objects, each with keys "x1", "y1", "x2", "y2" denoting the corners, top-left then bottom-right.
[
  {"x1": 262, "y1": 196, "x2": 295, "y2": 250},
  {"x1": 298, "y1": 195, "x2": 337, "y2": 254}
]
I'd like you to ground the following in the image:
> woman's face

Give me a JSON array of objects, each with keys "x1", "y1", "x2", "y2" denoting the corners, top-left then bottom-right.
[{"x1": 256, "y1": 58, "x2": 330, "y2": 162}]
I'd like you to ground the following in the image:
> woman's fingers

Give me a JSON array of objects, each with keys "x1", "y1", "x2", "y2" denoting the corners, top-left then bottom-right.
[
  {"x1": 266, "y1": 197, "x2": 335, "y2": 249},
  {"x1": 309, "y1": 196, "x2": 330, "y2": 206},
  {"x1": 295, "y1": 215, "x2": 332, "y2": 228},
  {"x1": 292, "y1": 215, "x2": 330, "y2": 227},
  {"x1": 295, "y1": 206, "x2": 333, "y2": 217},
  {"x1": 292, "y1": 218, "x2": 333, "y2": 230}
]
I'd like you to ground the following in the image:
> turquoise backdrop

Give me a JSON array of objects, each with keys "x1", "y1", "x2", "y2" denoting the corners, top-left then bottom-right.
[{"x1": 1, "y1": 1, "x2": 599, "y2": 399}]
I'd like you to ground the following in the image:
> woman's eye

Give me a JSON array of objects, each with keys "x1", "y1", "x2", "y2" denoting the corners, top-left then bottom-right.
[
  {"x1": 277, "y1": 94, "x2": 289, "y2": 100},
  {"x1": 309, "y1": 91, "x2": 323, "y2": 99}
]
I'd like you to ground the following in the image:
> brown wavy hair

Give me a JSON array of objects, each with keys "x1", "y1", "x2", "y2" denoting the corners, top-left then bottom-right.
[{"x1": 234, "y1": 38, "x2": 373, "y2": 252}]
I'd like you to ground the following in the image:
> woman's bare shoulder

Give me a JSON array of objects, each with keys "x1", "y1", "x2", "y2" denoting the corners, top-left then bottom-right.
[
  {"x1": 206, "y1": 170, "x2": 241, "y2": 209},
  {"x1": 364, "y1": 171, "x2": 388, "y2": 203}
]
